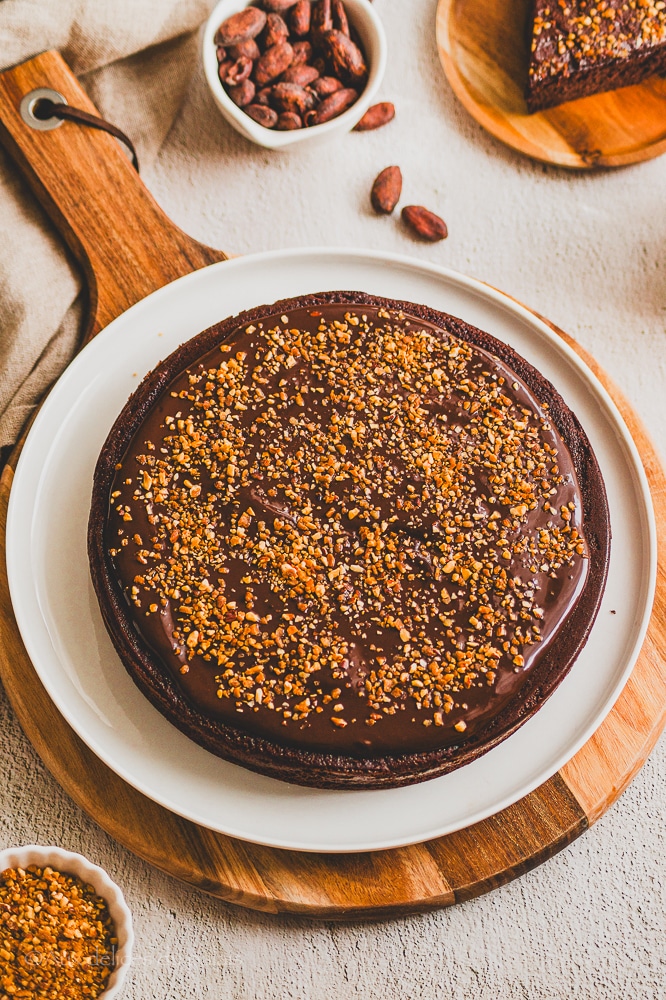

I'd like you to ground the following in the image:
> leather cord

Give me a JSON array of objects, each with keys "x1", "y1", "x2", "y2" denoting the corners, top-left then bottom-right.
[{"x1": 34, "y1": 98, "x2": 140, "y2": 171}]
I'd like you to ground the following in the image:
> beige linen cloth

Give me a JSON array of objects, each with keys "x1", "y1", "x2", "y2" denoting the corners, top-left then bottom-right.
[{"x1": 0, "y1": 0, "x2": 215, "y2": 464}]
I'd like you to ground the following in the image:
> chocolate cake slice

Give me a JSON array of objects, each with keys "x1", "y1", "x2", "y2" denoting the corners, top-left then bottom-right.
[
  {"x1": 88, "y1": 292, "x2": 610, "y2": 789},
  {"x1": 526, "y1": 0, "x2": 666, "y2": 113}
]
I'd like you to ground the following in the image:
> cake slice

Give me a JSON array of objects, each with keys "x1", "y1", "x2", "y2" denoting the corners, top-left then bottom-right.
[{"x1": 526, "y1": 0, "x2": 666, "y2": 113}]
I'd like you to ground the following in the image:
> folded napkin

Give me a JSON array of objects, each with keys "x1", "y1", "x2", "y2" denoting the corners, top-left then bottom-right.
[{"x1": 0, "y1": 0, "x2": 215, "y2": 462}]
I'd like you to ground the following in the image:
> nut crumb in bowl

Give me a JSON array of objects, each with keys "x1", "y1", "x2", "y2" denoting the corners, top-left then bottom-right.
[{"x1": 0, "y1": 845, "x2": 133, "y2": 999}]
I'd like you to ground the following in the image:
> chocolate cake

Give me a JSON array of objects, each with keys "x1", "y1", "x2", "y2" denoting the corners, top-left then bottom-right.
[
  {"x1": 526, "y1": 0, "x2": 666, "y2": 113},
  {"x1": 88, "y1": 292, "x2": 610, "y2": 789}
]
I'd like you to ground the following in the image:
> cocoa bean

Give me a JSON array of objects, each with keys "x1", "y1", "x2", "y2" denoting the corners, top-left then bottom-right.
[
  {"x1": 291, "y1": 40, "x2": 313, "y2": 65},
  {"x1": 216, "y1": 45, "x2": 227, "y2": 62},
  {"x1": 222, "y1": 55, "x2": 254, "y2": 86},
  {"x1": 263, "y1": 12, "x2": 289, "y2": 48},
  {"x1": 280, "y1": 64, "x2": 319, "y2": 86},
  {"x1": 228, "y1": 78, "x2": 256, "y2": 108},
  {"x1": 269, "y1": 82, "x2": 316, "y2": 114},
  {"x1": 305, "y1": 86, "x2": 357, "y2": 124},
  {"x1": 215, "y1": 8, "x2": 267, "y2": 46},
  {"x1": 311, "y1": 0, "x2": 333, "y2": 46},
  {"x1": 308, "y1": 75, "x2": 343, "y2": 98},
  {"x1": 401, "y1": 206, "x2": 448, "y2": 242},
  {"x1": 332, "y1": 0, "x2": 349, "y2": 36},
  {"x1": 244, "y1": 103, "x2": 279, "y2": 127},
  {"x1": 227, "y1": 38, "x2": 260, "y2": 61},
  {"x1": 371, "y1": 166, "x2": 402, "y2": 214},
  {"x1": 354, "y1": 101, "x2": 395, "y2": 131},
  {"x1": 290, "y1": 0, "x2": 312, "y2": 37},
  {"x1": 260, "y1": 0, "x2": 300, "y2": 11},
  {"x1": 323, "y1": 30, "x2": 367, "y2": 85},
  {"x1": 254, "y1": 41, "x2": 294, "y2": 85},
  {"x1": 255, "y1": 86, "x2": 274, "y2": 106},
  {"x1": 276, "y1": 111, "x2": 303, "y2": 130},
  {"x1": 217, "y1": 59, "x2": 234, "y2": 84}
]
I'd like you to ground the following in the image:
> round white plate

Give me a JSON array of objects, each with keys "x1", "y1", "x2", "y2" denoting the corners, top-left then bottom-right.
[{"x1": 6, "y1": 249, "x2": 656, "y2": 853}]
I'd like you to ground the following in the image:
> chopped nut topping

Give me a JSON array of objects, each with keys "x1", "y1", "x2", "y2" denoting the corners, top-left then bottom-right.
[
  {"x1": 0, "y1": 865, "x2": 116, "y2": 998},
  {"x1": 107, "y1": 305, "x2": 587, "y2": 738}
]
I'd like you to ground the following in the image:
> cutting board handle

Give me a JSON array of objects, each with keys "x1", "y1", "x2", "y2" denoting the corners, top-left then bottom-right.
[{"x1": 0, "y1": 50, "x2": 227, "y2": 342}]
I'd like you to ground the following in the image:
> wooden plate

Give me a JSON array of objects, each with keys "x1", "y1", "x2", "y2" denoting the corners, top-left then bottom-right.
[
  {"x1": 436, "y1": 0, "x2": 666, "y2": 169},
  {"x1": 1, "y1": 51, "x2": 665, "y2": 917}
]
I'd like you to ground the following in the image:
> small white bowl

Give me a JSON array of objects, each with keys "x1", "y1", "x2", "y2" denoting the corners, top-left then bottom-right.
[
  {"x1": 0, "y1": 845, "x2": 133, "y2": 999},
  {"x1": 203, "y1": 0, "x2": 387, "y2": 149}
]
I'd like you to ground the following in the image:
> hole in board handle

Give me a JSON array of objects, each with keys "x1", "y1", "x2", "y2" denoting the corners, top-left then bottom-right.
[{"x1": 19, "y1": 88, "x2": 67, "y2": 131}]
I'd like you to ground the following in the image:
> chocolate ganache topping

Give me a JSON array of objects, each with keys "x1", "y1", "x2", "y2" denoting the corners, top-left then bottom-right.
[{"x1": 103, "y1": 301, "x2": 591, "y2": 759}]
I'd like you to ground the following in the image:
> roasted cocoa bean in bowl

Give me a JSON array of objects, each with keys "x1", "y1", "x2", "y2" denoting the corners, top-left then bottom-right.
[{"x1": 203, "y1": 0, "x2": 387, "y2": 149}]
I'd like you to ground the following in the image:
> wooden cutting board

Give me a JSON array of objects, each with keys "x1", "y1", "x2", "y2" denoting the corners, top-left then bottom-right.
[{"x1": 1, "y1": 50, "x2": 665, "y2": 919}]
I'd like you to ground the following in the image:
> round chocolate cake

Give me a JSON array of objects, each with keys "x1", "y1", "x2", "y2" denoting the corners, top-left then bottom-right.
[{"x1": 89, "y1": 291, "x2": 610, "y2": 788}]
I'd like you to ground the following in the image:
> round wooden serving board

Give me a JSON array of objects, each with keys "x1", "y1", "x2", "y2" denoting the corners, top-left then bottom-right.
[
  {"x1": 1, "y1": 51, "x2": 665, "y2": 919},
  {"x1": 436, "y1": 0, "x2": 666, "y2": 169}
]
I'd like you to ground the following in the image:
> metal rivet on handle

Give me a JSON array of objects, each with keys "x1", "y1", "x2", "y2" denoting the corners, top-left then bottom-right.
[{"x1": 19, "y1": 88, "x2": 67, "y2": 130}]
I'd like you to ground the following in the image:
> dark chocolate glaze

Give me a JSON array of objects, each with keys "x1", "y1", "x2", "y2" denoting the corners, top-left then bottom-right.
[{"x1": 89, "y1": 292, "x2": 611, "y2": 788}]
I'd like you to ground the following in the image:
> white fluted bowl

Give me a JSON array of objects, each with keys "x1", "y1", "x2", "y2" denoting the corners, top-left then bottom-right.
[{"x1": 0, "y1": 845, "x2": 133, "y2": 998}]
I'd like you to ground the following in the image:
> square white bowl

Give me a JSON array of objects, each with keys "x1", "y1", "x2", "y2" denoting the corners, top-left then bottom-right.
[{"x1": 203, "y1": 0, "x2": 387, "y2": 149}]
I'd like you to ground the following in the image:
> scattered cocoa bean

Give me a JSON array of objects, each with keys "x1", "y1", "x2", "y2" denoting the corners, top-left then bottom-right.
[
  {"x1": 401, "y1": 205, "x2": 448, "y2": 242},
  {"x1": 228, "y1": 78, "x2": 256, "y2": 107},
  {"x1": 244, "y1": 103, "x2": 279, "y2": 127},
  {"x1": 290, "y1": 0, "x2": 312, "y2": 36},
  {"x1": 215, "y1": 8, "x2": 267, "y2": 46},
  {"x1": 276, "y1": 111, "x2": 304, "y2": 129},
  {"x1": 222, "y1": 55, "x2": 254, "y2": 86},
  {"x1": 270, "y1": 82, "x2": 316, "y2": 114},
  {"x1": 354, "y1": 101, "x2": 395, "y2": 131},
  {"x1": 290, "y1": 39, "x2": 313, "y2": 65},
  {"x1": 371, "y1": 166, "x2": 402, "y2": 214},
  {"x1": 227, "y1": 38, "x2": 261, "y2": 60},
  {"x1": 308, "y1": 75, "x2": 343, "y2": 98},
  {"x1": 280, "y1": 63, "x2": 319, "y2": 86},
  {"x1": 305, "y1": 86, "x2": 358, "y2": 125},
  {"x1": 260, "y1": 0, "x2": 300, "y2": 10},
  {"x1": 254, "y1": 41, "x2": 294, "y2": 85},
  {"x1": 263, "y1": 12, "x2": 290, "y2": 48},
  {"x1": 332, "y1": 0, "x2": 349, "y2": 36},
  {"x1": 323, "y1": 29, "x2": 367, "y2": 85}
]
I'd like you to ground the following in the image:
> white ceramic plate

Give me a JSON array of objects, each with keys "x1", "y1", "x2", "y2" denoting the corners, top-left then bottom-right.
[{"x1": 6, "y1": 249, "x2": 656, "y2": 853}]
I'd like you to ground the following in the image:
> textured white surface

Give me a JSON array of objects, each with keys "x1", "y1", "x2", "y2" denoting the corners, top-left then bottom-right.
[{"x1": 1, "y1": 0, "x2": 665, "y2": 996}]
